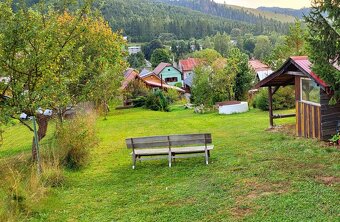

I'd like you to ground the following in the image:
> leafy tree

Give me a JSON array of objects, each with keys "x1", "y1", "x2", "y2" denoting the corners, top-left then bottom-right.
[
  {"x1": 202, "y1": 36, "x2": 214, "y2": 49},
  {"x1": 150, "y1": 48, "x2": 171, "y2": 67},
  {"x1": 254, "y1": 35, "x2": 272, "y2": 60},
  {"x1": 243, "y1": 34, "x2": 256, "y2": 56},
  {"x1": 191, "y1": 66, "x2": 213, "y2": 106},
  {"x1": 142, "y1": 39, "x2": 164, "y2": 60},
  {"x1": 192, "y1": 49, "x2": 222, "y2": 65},
  {"x1": 127, "y1": 52, "x2": 146, "y2": 69},
  {"x1": 213, "y1": 32, "x2": 231, "y2": 57},
  {"x1": 305, "y1": 0, "x2": 340, "y2": 102},
  {"x1": 0, "y1": 1, "x2": 126, "y2": 160},
  {"x1": 265, "y1": 21, "x2": 308, "y2": 69}
]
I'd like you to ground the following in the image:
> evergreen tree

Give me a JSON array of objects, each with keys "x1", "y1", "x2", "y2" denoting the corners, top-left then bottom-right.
[{"x1": 305, "y1": 0, "x2": 340, "y2": 102}]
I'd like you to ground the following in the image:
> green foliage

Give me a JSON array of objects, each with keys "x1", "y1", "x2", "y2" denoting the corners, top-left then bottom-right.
[
  {"x1": 329, "y1": 133, "x2": 340, "y2": 144},
  {"x1": 56, "y1": 114, "x2": 98, "y2": 170},
  {"x1": 150, "y1": 48, "x2": 171, "y2": 68},
  {"x1": 166, "y1": 88, "x2": 180, "y2": 103},
  {"x1": 254, "y1": 87, "x2": 295, "y2": 111},
  {"x1": 145, "y1": 90, "x2": 170, "y2": 112},
  {"x1": 127, "y1": 52, "x2": 146, "y2": 69},
  {"x1": 192, "y1": 48, "x2": 252, "y2": 106},
  {"x1": 0, "y1": 1, "x2": 127, "y2": 158},
  {"x1": 191, "y1": 66, "x2": 213, "y2": 106},
  {"x1": 192, "y1": 48, "x2": 222, "y2": 65},
  {"x1": 266, "y1": 21, "x2": 308, "y2": 69},
  {"x1": 213, "y1": 32, "x2": 232, "y2": 57},
  {"x1": 142, "y1": 39, "x2": 164, "y2": 60},
  {"x1": 305, "y1": 0, "x2": 340, "y2": 102},
  {"x1": 171, "y1": 40, "x2": 191, "y2": 60},
  {"x1": 254, "y1": 35, "x2": 272, "y2": 60}
]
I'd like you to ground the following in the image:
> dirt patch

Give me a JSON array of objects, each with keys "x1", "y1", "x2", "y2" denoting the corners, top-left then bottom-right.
[
  {"x1": 230, "y1": 206, "x2": 253, "y2": 219},
  {"x1": 315, "y1": 176, "x2": 340, "y2": 186},
  {"x1": 230, "y1": 179, "x2": 290, "y2": 219},
  {"x1": 266, "y1": 124, "x2": 296, "y2": 136}
]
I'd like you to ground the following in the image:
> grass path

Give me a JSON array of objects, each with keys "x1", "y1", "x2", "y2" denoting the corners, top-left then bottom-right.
[{"x1": 1, "y1": 107, "x2": 339, "y2": 221}]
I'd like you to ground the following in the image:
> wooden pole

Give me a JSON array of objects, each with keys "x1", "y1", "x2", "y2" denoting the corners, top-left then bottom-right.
[
  {"x1": 268, "y1": 86, "x2": 274, "y2": 128},
  {"x1": 32, "y1": 116, "x2": 42, "y2": 175}
]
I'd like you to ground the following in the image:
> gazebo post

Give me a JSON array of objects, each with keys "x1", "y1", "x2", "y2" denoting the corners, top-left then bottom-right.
[{"x1": 268, "y1": 86, "x2": 274, "y2": 128}]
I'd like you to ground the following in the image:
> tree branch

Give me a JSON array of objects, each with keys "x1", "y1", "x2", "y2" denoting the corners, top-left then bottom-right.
[{"x1": 10, "y1": 115, "x2": 34, "y2": 132}]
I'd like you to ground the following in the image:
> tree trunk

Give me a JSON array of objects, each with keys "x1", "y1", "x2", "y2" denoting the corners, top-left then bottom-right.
[{"x1": 32, "y1": 114, "x2": 49, "y2": 161}]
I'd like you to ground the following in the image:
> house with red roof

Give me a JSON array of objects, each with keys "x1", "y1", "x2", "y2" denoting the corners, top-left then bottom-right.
[
  {"x1": 248, "y1": 59, "x2": 273, "y2": 81},
  {"x1": 179, "y1": 58, "x2": 200, "y2": 80},
  {"x1": 153, "y1": 62, "x2": 183, "y2": 87},
  {"x1": 255, "y1": 56, "x2": 340, "y2": 141},
  {"x1": 122, "y1": 68, "x2": 184, "y2": 93}
]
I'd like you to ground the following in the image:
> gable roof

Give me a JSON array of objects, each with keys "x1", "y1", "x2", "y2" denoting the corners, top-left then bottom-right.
[
  {"x1": 179, "y1": 58, "x2": 200, "y2": 72},
  {"x1": 139, "y1": 68, "x2": 151, "y2": 77},
  {"x1": 249, "y1": 60, "x2": 271, "y2": 72},
  {"x1": 255, "y1": 56, "x2": 329, "y2": 90},
  {"x1": 121, "y1": 68, "x2": 140, "y2": 89},
  {"x1": 153, "y1": 62, "x2": 172, "y2": 76}
]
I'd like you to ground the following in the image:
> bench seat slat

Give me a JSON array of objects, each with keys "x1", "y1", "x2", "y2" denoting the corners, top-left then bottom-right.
[
  {"x1": 171, "y1": 145, "x2": 214, "y2": 154},
  {"x1": 134, "y1": 148, "x2": 169, "y2": 155}
]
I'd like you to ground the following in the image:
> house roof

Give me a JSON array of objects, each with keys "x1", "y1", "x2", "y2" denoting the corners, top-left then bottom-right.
[
  {"x1": 249, "y1": 60, "x2": 271, "y2": 72},
  {"x1": 153, "y1": 62, "x2": 172, "y2": 76},
  {"x1": 255, "y1": 56, "x2": 329, "y2": 89},
  {"x1": 121, "y1": 68, "x2": 139, "y2": 89},
  {"x1": 179, "y1": 58, "x2": 200, "y2": 72},
  {"x1": 139, "y1": 68, "x2": 151, "y2": 77}
]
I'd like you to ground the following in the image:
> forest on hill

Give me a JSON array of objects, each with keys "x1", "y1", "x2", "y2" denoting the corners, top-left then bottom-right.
[
  {"x1": 26, "y1": 0, "x2": 292, "y2": 42},
  {"x1": 257, "y1": 7, "x2": 311, "y2": 19}
]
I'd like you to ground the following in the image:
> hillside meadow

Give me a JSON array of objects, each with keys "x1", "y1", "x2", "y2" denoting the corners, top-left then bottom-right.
[{"x1": 0, "y1": 107, "x2": 339, "y2": 221}]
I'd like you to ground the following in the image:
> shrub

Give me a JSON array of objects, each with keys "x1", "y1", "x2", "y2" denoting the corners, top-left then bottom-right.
[
  {"x1": 145, "y1": 90, "x2": 170, "y2": 112},
  {"x1": 131, "y1": 96, "x2": 147, "y2": 107},
  {"x1": 56, "y1": 113, "x2": 98, "y2": 170},
  {"x1": 254, "y1": 87, "x2": 295, "y2": 111},
  {"x1": 165, "y1": 88, "x2": 180, "y2": 103}
]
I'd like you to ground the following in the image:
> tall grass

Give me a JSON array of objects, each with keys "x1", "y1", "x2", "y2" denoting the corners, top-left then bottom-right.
[{"x1": 55, "y1": 113, "x2": 98, "y2": 170}]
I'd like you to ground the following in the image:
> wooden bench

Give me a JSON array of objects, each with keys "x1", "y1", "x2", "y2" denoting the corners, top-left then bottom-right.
[{"x1": 126, "y1": 133, "x2": 213, "y2": 169}]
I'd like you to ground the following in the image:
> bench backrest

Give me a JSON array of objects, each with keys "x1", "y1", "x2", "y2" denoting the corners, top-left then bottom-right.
[{"x1": 126, "y1": 133, "x2": 212, "y2": 149}]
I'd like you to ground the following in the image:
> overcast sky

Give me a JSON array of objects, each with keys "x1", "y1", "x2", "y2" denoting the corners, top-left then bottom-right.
[{"x1": 215, "y1": 0, "x2": 312, "y2": 9}]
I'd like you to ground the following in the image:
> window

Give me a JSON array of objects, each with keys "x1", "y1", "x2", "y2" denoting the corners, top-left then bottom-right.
[
  {"x1": 301, "y1": 78, "x2": 320, "y2": 105},
  {"x1": 165, "y1": 77, "x2": 178, "y2": 83}
]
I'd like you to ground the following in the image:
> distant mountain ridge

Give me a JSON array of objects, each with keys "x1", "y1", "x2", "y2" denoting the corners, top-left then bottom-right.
[
  {"x1": 155, "y1": 0, "x2": 296, "y2": 23},
  {"x1": 27, "y1": 0, "x2": 292, "y2": 42},
  {"x1": 257, "y1": 7, "x2": 311, "y2": 19}
]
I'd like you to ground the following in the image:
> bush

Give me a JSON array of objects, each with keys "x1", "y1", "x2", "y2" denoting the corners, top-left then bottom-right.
[
  {"x1": 145, "y1": 90, "x2": 170, "y2": 112},
  {"x1": 165, "y1": 88, "x2": 180, "y2": 103},
  {"x1": 254, "y1": 87, "x2": 295, "y2": 111},
  {"x1": 131, "y1": 96, "x2": 147, "y2": 107},
  {"x1": 56, "y1": 113, "x2": 98, "y2": 170}
]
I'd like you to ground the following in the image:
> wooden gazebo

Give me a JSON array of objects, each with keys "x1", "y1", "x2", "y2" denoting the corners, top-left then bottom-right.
[{"x1": 255, "y1": 56, "x2": 340, "y2": 140}]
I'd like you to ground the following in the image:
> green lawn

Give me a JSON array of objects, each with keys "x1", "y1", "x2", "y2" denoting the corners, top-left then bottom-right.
[{"x1": 1, "y1": 107, "x2": 339, "y2": 221}]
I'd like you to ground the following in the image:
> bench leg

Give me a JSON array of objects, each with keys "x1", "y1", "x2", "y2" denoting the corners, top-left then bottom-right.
[
  {"x1": 205, "y1": 150, "x2": 209, "y2": 165},
  {"x1": 168, "y1": 152, "x2": 172, "y2": 168},
  {"x1": 132, "y1": 154, "x2": 136, "y2": 169}
]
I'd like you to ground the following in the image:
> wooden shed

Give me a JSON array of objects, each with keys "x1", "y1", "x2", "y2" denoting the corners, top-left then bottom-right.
[{"x1": 255, "y1": 56, "x2": 340, "y2": 140}]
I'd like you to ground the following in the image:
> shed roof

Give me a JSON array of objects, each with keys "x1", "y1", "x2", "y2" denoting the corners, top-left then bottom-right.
[{"x1": 255, "y1": 56, "x2": 329, "y2": 90}]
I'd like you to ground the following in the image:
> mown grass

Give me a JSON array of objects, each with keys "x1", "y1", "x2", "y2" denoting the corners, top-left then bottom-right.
[{"x1": 1, "y1": 107, "x2": 339, "y2": 221}]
